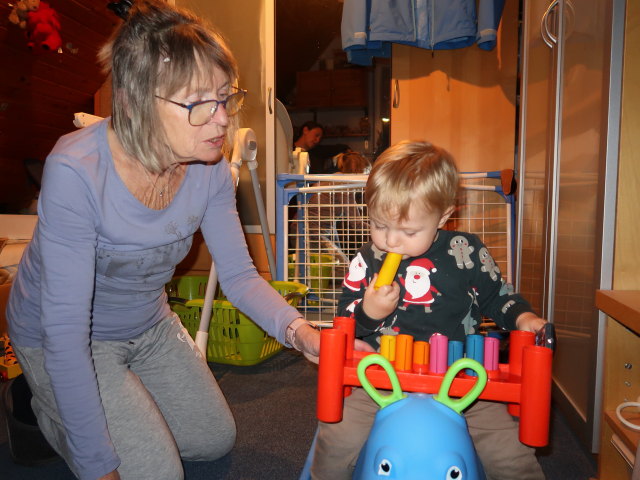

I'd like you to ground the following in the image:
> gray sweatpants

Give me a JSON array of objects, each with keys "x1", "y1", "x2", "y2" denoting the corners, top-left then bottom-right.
[
  {"x1": 14, "y1": 314, "x2": 236, "y2": 480},
  {"x1": 311, "y1": 386, "x2": 545, "y2": 480}
]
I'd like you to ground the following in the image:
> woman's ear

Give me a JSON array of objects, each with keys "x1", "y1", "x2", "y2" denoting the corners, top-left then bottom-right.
[{"x1": 438, "y1": 206, "x2": 456, "y2": 228}]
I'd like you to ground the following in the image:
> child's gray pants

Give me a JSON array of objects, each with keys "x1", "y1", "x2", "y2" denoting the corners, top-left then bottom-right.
[{"x1": 311, "y1": 386, "x2": 545, "y2": 480}]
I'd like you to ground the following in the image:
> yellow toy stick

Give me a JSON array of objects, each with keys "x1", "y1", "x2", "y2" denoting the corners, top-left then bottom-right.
[{"x1": 374, "y1": 252, "x2": 402, "y2": 289}]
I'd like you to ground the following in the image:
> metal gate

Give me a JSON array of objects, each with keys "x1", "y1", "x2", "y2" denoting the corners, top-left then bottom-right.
[{"x1": 276, "y1": 171, "x2": 515, "y2": 324}]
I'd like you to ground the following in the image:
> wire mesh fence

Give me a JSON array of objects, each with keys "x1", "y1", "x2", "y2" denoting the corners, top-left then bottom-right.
[{"x1": 276, "y1": 172, "x2": 515, "y2": 324}]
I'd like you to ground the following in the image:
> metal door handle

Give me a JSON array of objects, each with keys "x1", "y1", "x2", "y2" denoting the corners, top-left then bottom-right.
[
  {"x1": 392, "y1": 79, "x2": 400, "y2": 108},
  {"x1": 541, "y1": 0, "x2": 559, "y2": 48}
]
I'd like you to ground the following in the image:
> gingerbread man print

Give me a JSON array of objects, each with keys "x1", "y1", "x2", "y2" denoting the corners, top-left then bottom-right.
[
  {"x1": 479, "y1": 247, "x2": 500, "y2": 281},
  {"x1": 448, "y1": 235, "x2": 474, "y2": 269}
]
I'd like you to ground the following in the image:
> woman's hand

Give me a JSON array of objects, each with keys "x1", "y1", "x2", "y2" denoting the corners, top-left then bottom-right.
[
  {"x1": 293, "y1": 322, "x2": 377, "y2": 364},
  {"x1": 293, "y1": 323, "x2": 321, "y2": 363},
  {"x1": 362, "y1": 274, "x2": 400, "y2": 320},
  {"x1": 515, "y1": 311, "x2": 547, "y2": 333}
]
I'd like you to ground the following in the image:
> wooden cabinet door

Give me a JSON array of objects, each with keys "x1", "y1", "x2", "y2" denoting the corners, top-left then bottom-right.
[
  {"x1": 177, "y1": 0, "x2": 276, "y2": 232},
  {"x1": 296, "y1": 70, "x2": 332, "y2": 107},
  {"x1": 330, "y1": 69, "x2": 368, "y2": 107},
  {"x1": 390, "y1": 1, "x2": 519, "y2": 172},
  {"x1": 296, "y1": 69, "x2": 368, "y2": 108}
]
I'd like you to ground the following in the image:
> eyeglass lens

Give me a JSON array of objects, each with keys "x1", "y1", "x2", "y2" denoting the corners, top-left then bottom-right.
[{"x1": 189, "y1": 93, "x2": 244, "y2": 126}]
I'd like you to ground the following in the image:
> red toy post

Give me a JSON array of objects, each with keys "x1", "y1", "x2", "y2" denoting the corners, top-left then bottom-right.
[
  {"x1": 520, "y1": 345, "x2": 553, "y2": 446},
  {"x1": 317, "y1": 327, "x2": 347, "y2": 422}
]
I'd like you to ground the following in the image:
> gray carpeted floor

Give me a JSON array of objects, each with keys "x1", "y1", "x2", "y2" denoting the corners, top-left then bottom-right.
[{"x1": 0, "y1": 349, "x2": 597, "y2": 479}]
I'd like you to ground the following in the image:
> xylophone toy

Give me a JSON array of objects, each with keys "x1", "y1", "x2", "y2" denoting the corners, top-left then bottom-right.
[{"x1": 317, "y1": 316, "x2": 553, "y2": 447}]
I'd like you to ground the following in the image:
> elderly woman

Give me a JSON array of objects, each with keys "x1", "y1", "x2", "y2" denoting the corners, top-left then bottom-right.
[{"x1": 5, "y1": 1, "x2": 329, "y2": 479}]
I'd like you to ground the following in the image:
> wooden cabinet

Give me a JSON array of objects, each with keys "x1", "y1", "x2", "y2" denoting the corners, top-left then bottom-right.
[
  {"x1": 515, "y1": 0, "x2": 616, "y2": 453},
  {"x1": 389, "y1": 0, "x2": 519, "y2": 172},
  {"x1": 178, "y1": 0, "x2": 276, "y2": 276},
  {"x1": 295, "y1": 69, "x2": 368, "y2": 108},
  {"x1": 596, "y1": 291, "x2": 640, "y2": 478},
  {"x1": 595, "y1": 2, "x2": 640, "y2": 477}
]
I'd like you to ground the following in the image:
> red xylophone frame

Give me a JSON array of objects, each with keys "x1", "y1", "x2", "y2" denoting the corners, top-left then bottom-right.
[{"x1": 317, "y1": 317, "x2": 553, "y2": 447}]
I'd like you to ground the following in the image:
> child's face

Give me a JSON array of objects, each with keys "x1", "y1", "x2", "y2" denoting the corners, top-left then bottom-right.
[{"x1": 370, "y1": 203, "x2": 453, "y2": 258}]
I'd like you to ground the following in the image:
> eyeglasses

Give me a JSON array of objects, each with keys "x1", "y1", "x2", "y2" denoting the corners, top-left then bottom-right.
[{"x1": 155, "y1": 88, "x2": 247, "y2": 126}]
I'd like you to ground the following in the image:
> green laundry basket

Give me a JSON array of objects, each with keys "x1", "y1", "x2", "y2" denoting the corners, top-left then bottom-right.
[{"x1": 166, "y1": 276, "x2": 308, "y2": 366}]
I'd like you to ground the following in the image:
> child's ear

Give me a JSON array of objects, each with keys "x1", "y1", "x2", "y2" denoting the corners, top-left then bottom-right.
[{"x1": 437, "y1": 206, "x2": 455, "y2": 228}]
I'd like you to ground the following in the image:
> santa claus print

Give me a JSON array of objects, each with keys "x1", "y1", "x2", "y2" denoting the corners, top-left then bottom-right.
[
  {"x1": 398, "y1": 257, "x2": 440, "y2": 312},
  {"x1": 343, "y1": 252, "x2": 369, "y2": 292},
  {"x1": 345, "y1": 298, "x2": 361, "y2": 316}
]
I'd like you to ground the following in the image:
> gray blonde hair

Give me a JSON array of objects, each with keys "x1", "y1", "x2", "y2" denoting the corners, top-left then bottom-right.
[
  {"x1": 366, "y1": 140, "x2": 459, "y2": 221},
  {"x1": 99, "y1": 0, "x2": 240, "y2": 173}
]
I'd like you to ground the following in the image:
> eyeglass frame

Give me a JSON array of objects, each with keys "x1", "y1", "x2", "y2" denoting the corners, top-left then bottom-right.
[{"x1": 154, "y1": 87, "x2": 247, "y2": 126}]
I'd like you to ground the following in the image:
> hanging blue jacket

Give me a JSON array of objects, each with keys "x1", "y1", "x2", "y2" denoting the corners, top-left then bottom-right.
[{"x1": 342, "y1": 0, "x2": 505, "y2": 65}]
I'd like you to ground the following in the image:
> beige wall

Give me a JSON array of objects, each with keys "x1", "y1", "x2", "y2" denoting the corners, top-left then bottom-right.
[{"x1": 176, "y1": 232, "x2": 274, "y2": 280}]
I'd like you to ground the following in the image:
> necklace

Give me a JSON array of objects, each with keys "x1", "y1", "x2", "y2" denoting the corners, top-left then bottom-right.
[
  {"x1": 141, "y1": 165, "x2": 176, "y2": 197},
  {"x1": 108, "y1": 126, "x2": 183, "y2": 209},
  {"x1": 139, "y1": 163, "x2": 182, "y2": 209}
]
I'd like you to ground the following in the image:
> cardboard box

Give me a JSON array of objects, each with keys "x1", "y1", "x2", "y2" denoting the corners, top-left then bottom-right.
[{"x1": 0, "y1": 358, "x2": 21, "y2": 379}]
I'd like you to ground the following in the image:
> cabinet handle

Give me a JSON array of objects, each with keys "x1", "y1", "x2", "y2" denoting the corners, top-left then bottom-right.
[
  {"x1": 392, "y1": 79, "x2": 400, "y2": 108},
  {"x1": 540, "y1": 0, "x2": 559, "y2": 48},
  {"x1": 541, "y1": 0, "x2": 575, "y2": 48},
  {"x1": 268, "y1": 87, "x2": 273, "y2": 114}
]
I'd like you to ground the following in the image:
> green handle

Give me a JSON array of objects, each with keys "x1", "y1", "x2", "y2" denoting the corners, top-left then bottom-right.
[
  {"x1": 433, "y1": 358, "x2": 487, "y2": 414},
  {"x1": 357, "y1": 354, "x2": 407, "y2": 409}
]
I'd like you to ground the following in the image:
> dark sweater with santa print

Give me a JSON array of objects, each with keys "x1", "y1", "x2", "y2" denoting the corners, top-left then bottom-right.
[{"x1": 339, "y1": 230, "x2": 534, "y2": 350}]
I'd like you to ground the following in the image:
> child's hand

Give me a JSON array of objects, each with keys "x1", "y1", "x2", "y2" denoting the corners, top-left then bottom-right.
[
  {"x1": 362, "y1": 274, "x2": 400, "y2": 320},
  {"x1": 355, "y1": 339, "x2": 376, "y2": 353},
  {"x1": 515, "y1": 311, "x2": 547, "y2": 333}
]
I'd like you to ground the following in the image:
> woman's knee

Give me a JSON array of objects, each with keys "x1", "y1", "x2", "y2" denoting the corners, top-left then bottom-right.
[
  {"x1": 182, "y1": 414, "x2": 237, "y2": 461},
  {"x1": 118, "y1": 449, "x2": 184, "y2": 480}
]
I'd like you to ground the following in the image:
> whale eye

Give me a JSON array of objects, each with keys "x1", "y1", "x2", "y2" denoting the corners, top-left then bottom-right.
[
  {"x1": 377, "y1": 458, "x2": 392, "y2": 476},
  {"x1": 446, "y1": 466, "x2": 462, "y2": 479}
]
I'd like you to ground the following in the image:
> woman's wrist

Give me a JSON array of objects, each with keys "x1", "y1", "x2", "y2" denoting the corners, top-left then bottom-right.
[{"x1": 285, "y1": 317, "x2": 313, "y2": 350}]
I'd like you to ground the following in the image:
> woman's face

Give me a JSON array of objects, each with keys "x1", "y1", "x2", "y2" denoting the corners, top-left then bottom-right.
[
  {"x1": 156, "y1": 66, "x2": 231, "y2": 164},
  {"x1": 299, "y1": 127, "x2": 323, "y2": 151}
]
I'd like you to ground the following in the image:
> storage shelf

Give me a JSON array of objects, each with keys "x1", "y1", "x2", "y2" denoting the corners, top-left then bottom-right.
[
  {"x1": 596, "y1": 290, "x2": 640, "y2": 334},
  {"x1": 597, "y1": 289, "x2": 640, "y2": 477},
  {"x1": 286, "y1": 105, "x2": 368, "y2": 112},
  {"x1": 604, "y1": 410, "x2": 640, "y2": 455},
  {"x1": 323, "y1": 133, "x2": 368, "y2": 138}
]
